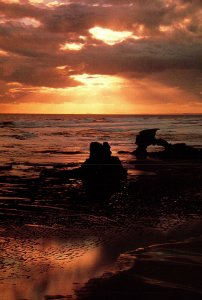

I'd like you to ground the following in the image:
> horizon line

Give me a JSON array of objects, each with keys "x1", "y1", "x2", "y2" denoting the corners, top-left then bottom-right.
[{"x1": 0, "y1": 113, "x2": 202, "y2": 116}]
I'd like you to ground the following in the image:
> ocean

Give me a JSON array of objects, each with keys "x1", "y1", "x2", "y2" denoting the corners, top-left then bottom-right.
[{"x1": 0, "y1": 113, "x2": 201, "y2": 172}]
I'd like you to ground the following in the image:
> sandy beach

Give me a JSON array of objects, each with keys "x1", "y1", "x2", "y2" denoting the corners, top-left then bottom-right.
[
  {"x1": 0, "y1": 114, "x2": 201, "y2": 299},
  {"x1": 0, "y1": 157, "x2": 202, "y2": 300}
]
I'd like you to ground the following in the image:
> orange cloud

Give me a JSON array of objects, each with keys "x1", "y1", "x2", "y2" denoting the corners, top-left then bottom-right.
[{"x1": 0, "y1": 0, "x2": 201, "y2": 113}]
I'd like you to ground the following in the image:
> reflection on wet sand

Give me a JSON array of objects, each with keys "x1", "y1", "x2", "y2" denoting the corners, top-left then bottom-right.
[
  {"x1": 1, "y1": 223, "x2": 141, "y2": 300},
  {"x1": 0, "y1": 235, "x2": 102, "y2": 299},
  {"x1": 1, "y1": 218, "x2": 202, "y2": 299}
]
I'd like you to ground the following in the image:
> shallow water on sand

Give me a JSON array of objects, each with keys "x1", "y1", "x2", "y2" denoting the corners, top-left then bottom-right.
[
  {"x1": 0, "y1": 231, "x2": 104, "y2": 299},
  {"x1": 1, "y1": 219, "x2": 202, "y2": 300}
]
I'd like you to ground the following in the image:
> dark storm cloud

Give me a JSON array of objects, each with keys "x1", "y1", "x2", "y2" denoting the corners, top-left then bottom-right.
[
  {"x1": 1, "y1": 0, "x2": 201, "y2": 32},
  {"x1": 57, "y1": 0, "x2": 202, "y2": 31},
  {"x1": 77, "y1": 40, "x2": 202, "y2": 74},
  {"x1": 0, "y1": 22, "x2": 66, "y2": 57},
  {"x1": 42, "y1": 2, "x2": 167, "y2": 33},
  {"x1": 0, "y1": 55, "x2": 78, "y2": 87},
  {"x1": 148, "y1": 69, "x2": 202, "y2": 97},
  {"x1": 3, "y1": 65, "x2": 78, "y2": 88},
  {"x1": 0, "y1": 0, "x2": 201, "y2": 102},
  {"x1": 0, "y1": 1, "x2": 44, "y2": 19}
]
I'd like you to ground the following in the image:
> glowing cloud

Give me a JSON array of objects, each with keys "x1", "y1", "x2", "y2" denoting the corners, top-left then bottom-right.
[
  {"x1": 71, "y1": 73, "x2": 124, "y2": 87},
  {"x1": 0, "y1": 49, "x2": 8, "y2": 56},
  {"x1": 0, "y1": 16, "x2": 41, "y2": 28},
  {"x1": 56, "y1": 65, "x2": 67, "y2": 70},
  {"x1": 20, "y1": 17, "x2": 41, "y2": 28},
  {"x1": 47, "y1": 1, "x2": 61, "y2": 7},
  {"x1": 60, "y1": 43, "x2": 84, "y2": 51},
  {"x1": 89, "y1": 26, "x2": 133, "y2": 45}
]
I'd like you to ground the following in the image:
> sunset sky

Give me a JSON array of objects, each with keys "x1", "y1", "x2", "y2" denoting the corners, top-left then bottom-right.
[{"x1": 0, "y1": 0, "x2": 201, "y2": 114}]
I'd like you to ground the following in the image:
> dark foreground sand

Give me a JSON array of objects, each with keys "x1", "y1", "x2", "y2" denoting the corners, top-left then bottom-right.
[
  {"x1": 76, "y1": 238, "x2": 202, "y2": 300},
  {"x1": 0, "y1": 159, "x2": 202, "y2": 299}
]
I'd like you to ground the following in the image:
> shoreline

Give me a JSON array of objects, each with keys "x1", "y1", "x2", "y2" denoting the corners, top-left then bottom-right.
[
  {"x1": 1, "y1": 217, "x2": 202, "y2": 299},
  {"x1": 0, "y1": 159, "x2": 202, "y2": 299},
  {"x1": 75, "y1": 234, "x2": 202, "y2": 300}
]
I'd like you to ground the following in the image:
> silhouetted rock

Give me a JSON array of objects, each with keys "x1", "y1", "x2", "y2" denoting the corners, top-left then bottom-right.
[
  {"x1": 40, "y1": 142, "x2": 126, "y2": 183},
  {"x1": 81, "y1": 142, "x2": 126, "y2": 181},
  {"x1": 133, "y1": 129, "x2": 202, "y2": 159},
  {"x1": 133, "y1": 128, "x2": 160, "y2": 158},
  {"x1": 161, "y1": 143, "x2": 201, "y2": 159}
]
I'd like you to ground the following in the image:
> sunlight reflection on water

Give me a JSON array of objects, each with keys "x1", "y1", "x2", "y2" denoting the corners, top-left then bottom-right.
[
  {"x1": 0, "y1": 232, "x2": 133, "y2": 300},
  {"x1": 0, "y1": 237, "x2": 101, "y2": 299}
]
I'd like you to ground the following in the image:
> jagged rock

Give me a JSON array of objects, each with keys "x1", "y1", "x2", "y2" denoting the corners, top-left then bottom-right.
[
  {"x1": 81, "y1": 142, "x2": 126, "y2": 181},
  {"x1": 133, "y1": 129, "x2": 202, "y2": 159},
  {"x1": 133, "y1": 128, "x2": 159, "y2": 158},
  {"x1": 160, "y1": 143, "x2": 201, "y2": 159},
  {"x1": 40, "y1": 142, "x2": 126, "y2": 182}
]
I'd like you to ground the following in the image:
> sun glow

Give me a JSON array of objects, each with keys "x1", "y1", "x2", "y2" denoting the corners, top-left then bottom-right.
[
  {"x1": 89, "y1": 26, "x2": 134, "y2": 45},
  {"x1": 12, "y1": 74, "x2": 128, "y2": 114},
  {"x1": 71, "y1": 73, "x2": 124, "y2": 87}
]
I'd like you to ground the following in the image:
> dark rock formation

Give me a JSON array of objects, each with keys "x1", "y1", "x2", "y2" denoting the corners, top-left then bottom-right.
[
  {"x1": 81, "y1": 142, "x2": 127, "y2": 181},
  {"x1": 133, "y1": 128, "x2": 160, "y2": 158},
  {"x1": 160, "y1": 143, "x2": 201, "y2": 159},
  {"x1": 133, "y1": 129, "x2": 202, "y2": 159},
  {"x1": 40, "y1": 142, "x2": 126, "y2": 182}
]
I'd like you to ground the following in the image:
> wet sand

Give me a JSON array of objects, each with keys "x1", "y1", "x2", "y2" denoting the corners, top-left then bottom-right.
[
  {"x1": 76, "y1": 236, "x2": 202, "y2": 300},
  {"x1": 0, "y1": 159, "x2": 202, "y2": 299}
]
